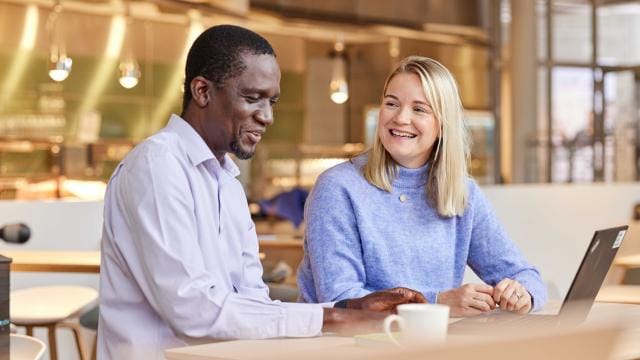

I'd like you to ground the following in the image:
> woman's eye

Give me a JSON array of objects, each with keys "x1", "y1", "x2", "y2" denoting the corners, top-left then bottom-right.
[
  {"x1": 415, "y1": 106, "x2": 433, "y2": 114},
  {"x1": 384, "y1": 102, "x2": 398, "y2": 108}
]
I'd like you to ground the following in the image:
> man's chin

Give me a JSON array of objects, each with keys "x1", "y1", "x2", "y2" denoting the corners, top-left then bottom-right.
[
  {"x1": 234, "y1": 151, "x2": 255, "y2": 160},
  {"x1": 230, "y1": 143, "x2": 256, "y2": 160}
]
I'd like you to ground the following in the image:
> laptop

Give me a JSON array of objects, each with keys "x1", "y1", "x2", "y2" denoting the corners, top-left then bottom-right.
[{"x1": 448, "y1": 225, "x2": 629, "y2": 333}]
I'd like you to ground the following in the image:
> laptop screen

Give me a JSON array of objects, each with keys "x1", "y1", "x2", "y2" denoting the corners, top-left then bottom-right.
[{"x1": 559, "y1": 226, "x2": 628, "y2": 322}]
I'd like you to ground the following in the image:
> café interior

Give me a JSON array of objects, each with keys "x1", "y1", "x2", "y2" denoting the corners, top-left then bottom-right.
[{"x1": 0, "y1": 0, "x2": 640, "y2": 359}]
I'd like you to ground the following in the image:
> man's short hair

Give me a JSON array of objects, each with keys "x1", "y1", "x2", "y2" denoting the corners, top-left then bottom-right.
[{"x1": 182, "y1": 24, "x2": 275, "y2": 112}]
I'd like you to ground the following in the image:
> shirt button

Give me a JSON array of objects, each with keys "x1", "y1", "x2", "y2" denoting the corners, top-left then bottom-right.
[{"x1": 399, "y1": 194, "x2": 407, "y2": 202}]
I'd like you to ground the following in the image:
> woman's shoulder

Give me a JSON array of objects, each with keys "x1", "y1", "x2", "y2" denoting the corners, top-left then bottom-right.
[
  {"x1": 316, "y1": 153, "x2": 368, "y2": 183},
  {"x1": 465, "y1": 177, "x2": 481, "y2": 193},
  {"x1": 462, "y1": 176, "x2": 492, "y2": 212}
]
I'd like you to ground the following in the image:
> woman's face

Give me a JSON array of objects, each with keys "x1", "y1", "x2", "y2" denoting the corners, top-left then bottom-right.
[{"x1": 378, "y1": 72, "x2": 440, "y2": 168}]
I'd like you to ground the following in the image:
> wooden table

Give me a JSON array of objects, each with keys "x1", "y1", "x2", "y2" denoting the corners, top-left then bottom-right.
[
  {"x1": 614, "y1": 254, "x2": 640, "y2": 271},
  {"x1": 598, "y1": 254, "x2": 640, "y2": 304},
  {"x1": 165, "y1": 303, "x2": 640, "y2": 360},
  {"x1": 0, "y1": 250, "x2": 100, "y2": 273},
  {"x1": 0, "y1": 240, "x2": 300, "y2": 274},
  {"x1": 597, "y1": 285, "x2": 640, "y2": 304}
]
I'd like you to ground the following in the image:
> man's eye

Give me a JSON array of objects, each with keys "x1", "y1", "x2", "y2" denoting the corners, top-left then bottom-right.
[{"x1": 245, "y1": 96, "x2": 259, "y2": 103}]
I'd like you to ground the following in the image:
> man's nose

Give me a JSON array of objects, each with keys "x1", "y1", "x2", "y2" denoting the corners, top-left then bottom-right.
[{"x1": 256, "y1": 102, "x2": 274, "y2": 126}]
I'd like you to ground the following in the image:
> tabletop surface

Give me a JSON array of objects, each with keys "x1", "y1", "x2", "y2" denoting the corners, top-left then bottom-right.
[
  {"x1": 165, "y1": 302, "x2": 640, "y2": 360},
  {"x1": 0, "y1": 240, "x2": 296, "y2": 273},
  {"x1": 0, "y1": 250, "x2": 101, "y2": 273},
  {"x1": 615, "y1": 254, "x2": 640, "y2": 268}
]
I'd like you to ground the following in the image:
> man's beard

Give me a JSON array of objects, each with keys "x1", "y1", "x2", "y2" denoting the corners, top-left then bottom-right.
[{"x1": 230, "y1": 138, "x2": 255, "y2": 160}]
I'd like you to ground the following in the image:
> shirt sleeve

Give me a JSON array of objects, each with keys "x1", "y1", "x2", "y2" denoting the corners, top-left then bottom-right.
[
  {"x1": 236, "y1": 221, "x2": 271, "y2": 300},
  {"x1": 465, "y1": 181, "x2": 548, "y2": 311},
  {"x1": 298, "y1": 172, "x2": 371, "y2": 303},
  {"x1": 116, "y1": 151, "x2": 323, "y2": 340}
]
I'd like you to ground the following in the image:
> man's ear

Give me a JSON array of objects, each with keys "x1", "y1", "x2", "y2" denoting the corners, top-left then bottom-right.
[{"x1": 190, "y1": 76, "x2": 212, "y2": 108}]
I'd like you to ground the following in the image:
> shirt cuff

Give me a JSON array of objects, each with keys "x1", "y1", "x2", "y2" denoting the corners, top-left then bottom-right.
[
  {"x1": 281, "y1": 302, "x2": 323, "y2": 337},
  {"x1": 422, "y1": 290, "x2": 438, "y2": 304}
]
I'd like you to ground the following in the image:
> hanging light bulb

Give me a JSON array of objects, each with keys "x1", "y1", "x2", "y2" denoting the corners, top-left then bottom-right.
[
  {"x1": 118, "y1": 11, "x2": 141, "y2": 89},
  {"x1": 389, "y1": 37, "x2": 400, "y2": 59},
  {"x1": 329, "y1": 40, "x2": 348, "y2": 104},
  {"x1": 119, "y1": 59, "x2": 140, "y2": 89},
  {"x1": 47, "y1": 1, "x2": 72, "y2": 82},
  {"x1": 329, "y1": 57, "x2": 348, "y2": 104},
  {"x1": 48, "y1": 46, "x2": 72, "y2": 82}
]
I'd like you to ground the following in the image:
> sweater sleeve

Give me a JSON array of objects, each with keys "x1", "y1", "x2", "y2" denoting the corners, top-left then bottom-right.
[
  {"x1": 466, "y1": 181, "x2": 548, "y2": 311},
  {"x1": 297, "y1": 170, "x2": 371, "y2": 303}
]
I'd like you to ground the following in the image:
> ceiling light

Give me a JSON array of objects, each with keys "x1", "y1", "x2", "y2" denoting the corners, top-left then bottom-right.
[
  {"x1": 47, "y1": 1, "x2": 72, "y2": 82},
  {"x1": 119, "y1": 60, "x2": 140, "y2": 89},
  {"x1": 329, "y1": 41, "x2": 348, "y2": 104},
  {"x1": 49, "y1": 51, "x2": 72, "y2": 82},
  {"x1": 118, "y1": 11, "x2": 140, "y2": 90}
]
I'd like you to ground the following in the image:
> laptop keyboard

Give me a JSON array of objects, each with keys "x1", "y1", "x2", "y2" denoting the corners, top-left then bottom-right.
[
  {"x1": 448, "y1": 313, "x2": 559, "y2": 334},
  {"x1": 488, "y1": 314, "x2": 558, "y2": 326}
]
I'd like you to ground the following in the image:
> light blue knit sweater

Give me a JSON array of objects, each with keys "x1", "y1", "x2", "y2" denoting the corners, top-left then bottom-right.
[{"x1": 297, "y1": 153, "x2": 547, "y2": 311}]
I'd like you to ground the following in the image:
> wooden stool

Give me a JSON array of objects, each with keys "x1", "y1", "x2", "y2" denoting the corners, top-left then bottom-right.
[{"x1": 11, "y1": 286, "x2": 97, "y2": 360}]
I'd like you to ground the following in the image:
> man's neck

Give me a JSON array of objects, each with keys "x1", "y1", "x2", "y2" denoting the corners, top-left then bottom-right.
[
  {"x1": 214, "y1": 151, "x2": 226, "y2": 165},
  {"x1": 181, "y1": 111, "x2": 226, "y2": 165}
]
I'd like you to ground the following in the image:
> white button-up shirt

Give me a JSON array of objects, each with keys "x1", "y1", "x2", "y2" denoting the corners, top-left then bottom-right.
[{"x1": 98, "y1": 114, "x2": 323, "y2": 359}]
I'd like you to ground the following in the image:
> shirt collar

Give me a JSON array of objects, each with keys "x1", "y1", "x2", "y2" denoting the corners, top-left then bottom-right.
[
  {"x1": 207, "y1": 154, "x2": 241, "y2": 178},
  {"x1": 164, "y1": 114, "x2": 240, "y2": 178}
]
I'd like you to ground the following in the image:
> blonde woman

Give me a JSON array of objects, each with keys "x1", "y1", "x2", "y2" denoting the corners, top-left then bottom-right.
[{"x1": 297, "y1": 56, "x2": 547, "y2": 316}]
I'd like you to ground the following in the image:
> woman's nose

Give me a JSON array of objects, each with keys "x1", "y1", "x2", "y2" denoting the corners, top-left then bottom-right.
[{"x1": 393, "y1": 107, "x2": 411, "y2": 125}]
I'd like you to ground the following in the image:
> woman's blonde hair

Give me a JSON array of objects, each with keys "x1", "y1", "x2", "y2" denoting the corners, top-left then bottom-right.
[{"x1": 363, "y1": 56, "x2": 470, "y2": 217}]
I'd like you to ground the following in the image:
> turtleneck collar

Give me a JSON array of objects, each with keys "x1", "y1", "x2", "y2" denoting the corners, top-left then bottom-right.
[
  {"x1": 350, "y1": 152, "x2": 430, "y2": 189},
  {"x1": 393, "y1": 161, "x2": 430, "y2": 189}
]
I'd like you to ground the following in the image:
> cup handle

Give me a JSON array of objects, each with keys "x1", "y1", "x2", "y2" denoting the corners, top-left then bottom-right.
[{"x1": 383, "y1": 314, "x2": 404, "y2": 346}]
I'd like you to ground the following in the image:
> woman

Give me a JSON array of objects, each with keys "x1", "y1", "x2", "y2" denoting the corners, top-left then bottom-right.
[{"x1": 297, "y1": 56, "x2": 547, "y2": 316}]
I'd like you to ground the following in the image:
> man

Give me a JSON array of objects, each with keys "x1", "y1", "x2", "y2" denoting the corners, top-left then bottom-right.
[{"x1": 98, "y1": 25, "x2": 425, "y2": 359}]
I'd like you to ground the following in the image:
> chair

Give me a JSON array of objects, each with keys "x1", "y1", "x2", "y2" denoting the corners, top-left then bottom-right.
[
  {"x1": 11, "y1": 286, "x2": 98, "y2": 360},
  {"x1": 79, "y1": 306, "x2": 99, "y2": 360},
  {"x1": 10, "y1": 334, "x2": 46, "y2": 360}
]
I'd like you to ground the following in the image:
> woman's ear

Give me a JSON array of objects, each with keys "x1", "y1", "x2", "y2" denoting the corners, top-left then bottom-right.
[{"x1": 190, "y1": 76, "x2": 212, "y2": 108}]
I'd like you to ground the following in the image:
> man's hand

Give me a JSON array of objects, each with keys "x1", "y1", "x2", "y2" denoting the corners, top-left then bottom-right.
[
  {"x1": 322, "y1": 287, "x2": 427, "y2": 335},
  {"x1": 437, "y1": 283, "x2": 496, "y2": 317},
  {"x1": 345, "y1": 287, "x2": 428, "y2": 312},
  {"x1": 493, "y1": 278, "x2": 532, "y2": 314}
]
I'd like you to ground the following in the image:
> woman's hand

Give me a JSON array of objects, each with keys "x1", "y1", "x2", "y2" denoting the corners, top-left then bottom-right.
[
  {"x1": 493, "y1": 278, "x2": 532, "y2": 314},
  {"x1": 437, "y1": 284, "x2": 496, "y2": 317}
]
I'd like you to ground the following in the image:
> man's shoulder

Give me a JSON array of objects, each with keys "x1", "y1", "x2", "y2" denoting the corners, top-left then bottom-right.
[
  {"x1": 107, "y1": 131, "x2": 193, "y2": 199},
  {"x1": 125, "y1": 130, "x2": 185, "y2": 166}
]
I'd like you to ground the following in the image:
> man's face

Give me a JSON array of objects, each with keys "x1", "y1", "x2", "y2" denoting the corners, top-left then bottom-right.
[{"x1": 205, "y1": 53, "x2": 280, "y2": 160}]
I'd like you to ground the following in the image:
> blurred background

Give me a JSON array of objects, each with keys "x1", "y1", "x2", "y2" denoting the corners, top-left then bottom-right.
[
  {"x1": 1, "y1": 2, "x2": 640, "y2": 358},
  {"x1": 0, "y1": 0, "x2": 637, "y2": 203}
]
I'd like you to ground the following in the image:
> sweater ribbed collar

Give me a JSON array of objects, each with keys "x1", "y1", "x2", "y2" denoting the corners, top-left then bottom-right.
[{"x1": 393, "y1": 162, "x2": 430, "y2": 189}]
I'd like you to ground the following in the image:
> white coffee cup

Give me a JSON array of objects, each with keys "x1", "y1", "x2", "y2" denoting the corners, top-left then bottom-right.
[{"x1": 383, "y1": 303, "x2": 450, "y2": 346}]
